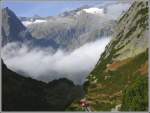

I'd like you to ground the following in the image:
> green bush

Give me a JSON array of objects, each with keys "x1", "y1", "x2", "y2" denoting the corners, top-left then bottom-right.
[{"x1": 121, "y1": 76, "x2": 148, "y2": 111}]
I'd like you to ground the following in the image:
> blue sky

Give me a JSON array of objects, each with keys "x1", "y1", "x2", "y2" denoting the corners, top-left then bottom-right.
[
  {"x1": 2, "y1": 0, "x2": 106, "y2": 17},
  {"x1": 2, "y1": 0, "x2": 111, "y2": 17}
]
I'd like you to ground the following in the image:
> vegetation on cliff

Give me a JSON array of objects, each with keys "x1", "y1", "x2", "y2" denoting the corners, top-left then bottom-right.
[{"x1": 68, "y1": 1, "x2": 149, "y2": 111}]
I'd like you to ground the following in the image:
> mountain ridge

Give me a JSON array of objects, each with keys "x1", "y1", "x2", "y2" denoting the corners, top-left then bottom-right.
[
  {"x1": 1, "y1": 7, "x2": 33, "y2": 46},
  {"x1": 2, "y1": 60, "x2": 84, "y2": 111},
  {"x1": 2, "y1": 7, "x2": 115, "y2": 52}
]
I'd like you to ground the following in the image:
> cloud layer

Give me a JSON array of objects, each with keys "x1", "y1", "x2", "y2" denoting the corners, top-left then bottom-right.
[{"x1": 2, "y1": 37, "x2": 110, "y2": 85}]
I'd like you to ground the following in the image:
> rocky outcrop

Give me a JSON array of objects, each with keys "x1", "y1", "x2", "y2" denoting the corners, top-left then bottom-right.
[
  {"x1": 27, "y1": 10, "x2": 115, "y2": 51},
  {"x1": 1, "y1": 7, "x2": 33, "y2": 46},
  {"x1": 97, "y1": 1, "x2": 148, "y2": 63},
  {"x1": 2, "y1": 7, "x2": 115, "y2": 51}
]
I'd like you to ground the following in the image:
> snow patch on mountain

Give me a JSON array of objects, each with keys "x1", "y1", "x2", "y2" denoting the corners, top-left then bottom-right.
[
  {"x1": 22, "y1": 19, "x2": 47, "y2": 26},
  {"x1": 83, "y1": 7, "x2": 104, "y2": 15},
  {"x1": 83, "y1": 7, "x2": 104, "y2": 14},
  {"x1": 76, "y1": 7, "x2": 105, "y2": 16}
]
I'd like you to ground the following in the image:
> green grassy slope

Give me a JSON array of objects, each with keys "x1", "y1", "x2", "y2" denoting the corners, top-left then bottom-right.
[{"x1": 68, "y1": 1, "x2": 149, "y2": 111}]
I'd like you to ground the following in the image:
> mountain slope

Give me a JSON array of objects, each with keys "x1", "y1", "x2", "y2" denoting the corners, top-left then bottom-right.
[
  {"x1": 68, "y1": 1, "x2": 149, "y2": 111},
  {"x1": 2, "y1": 60, "x2": 84, "y2": 111},
  {"x1": 1, "y1": 7, "x2": 59, "y2": 49},
  {"x1": 27, "y1": 8, "x2": 115, "y2": 51},
  {"x1": 1, "y1": 7, "x2": 33, "y2": 46},
  {"x1": 86, "y1": 1, "x2": 148, "y2": 111},
  {"x1": 2, "y1": 7, "x2": 114, "y2": 51}
]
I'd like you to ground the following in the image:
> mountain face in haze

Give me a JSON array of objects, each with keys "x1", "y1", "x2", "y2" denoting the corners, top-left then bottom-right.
[
  {"x1": 1, "y1": 7, "x2": 59, "y2": 49},
  {"x1": 2, "y1": 60, "x2": 84, "y2": 111},
  {"x1": 59, "y1": 5, "x2": 91, "y2": 17},
  {"x1": 69, "y1": 1, "x2": 148, "y2": 111},
  {"x1": 2, "y1": 6, "x2": 115, "y2": 51},
  {"x1": 25, "y1": 7, "x2": 115, "y2": 51},
  {"x1": 1, "y1": 7, "x2": 33, "y2": 46}
]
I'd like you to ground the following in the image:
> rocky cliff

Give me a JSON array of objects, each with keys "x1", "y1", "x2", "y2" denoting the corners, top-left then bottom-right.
[
  {"x1": 2, "y1": 7, "x2": 115, "y2": 51},
  {"x1": 1, "y1": 7, "x2": 33, "y2": 46},
  {"x1": 27, "y1": 8, "x2": 115, "y2": 51}
]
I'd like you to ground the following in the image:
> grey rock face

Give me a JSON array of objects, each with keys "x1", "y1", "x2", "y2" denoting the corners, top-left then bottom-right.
[
  {"x1": 97, "y1": 1, "x2": 148, "y2": 64},
  {"x1": 27, "y1": 10, "x2": 115, "y2": 51},
  {"x1": 1, "y1": 7, "x2": 33, "y2": 46},
  {"x1": 2, "y1": 6, "x2": 115, "y2": 51},
  {"x1": 2, "y1": 7, "x2": 115, "y2": 52}
]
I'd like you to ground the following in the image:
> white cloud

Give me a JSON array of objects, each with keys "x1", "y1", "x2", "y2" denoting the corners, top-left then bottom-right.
[
  {"x1": 2, "y1": 37, "x2": 110, "y2": 85},
  {"x1": 106, "y1": 3, "x2": 131, "y2": 20}
]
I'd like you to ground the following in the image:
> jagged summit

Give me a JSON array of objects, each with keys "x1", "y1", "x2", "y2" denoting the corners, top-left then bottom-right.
[
  {"x1": 2, "y1": 7, "x2": 26, "y2": 30},
  {"x1": 2, "y1": 7, "x2": 32, "y2": 46}
]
